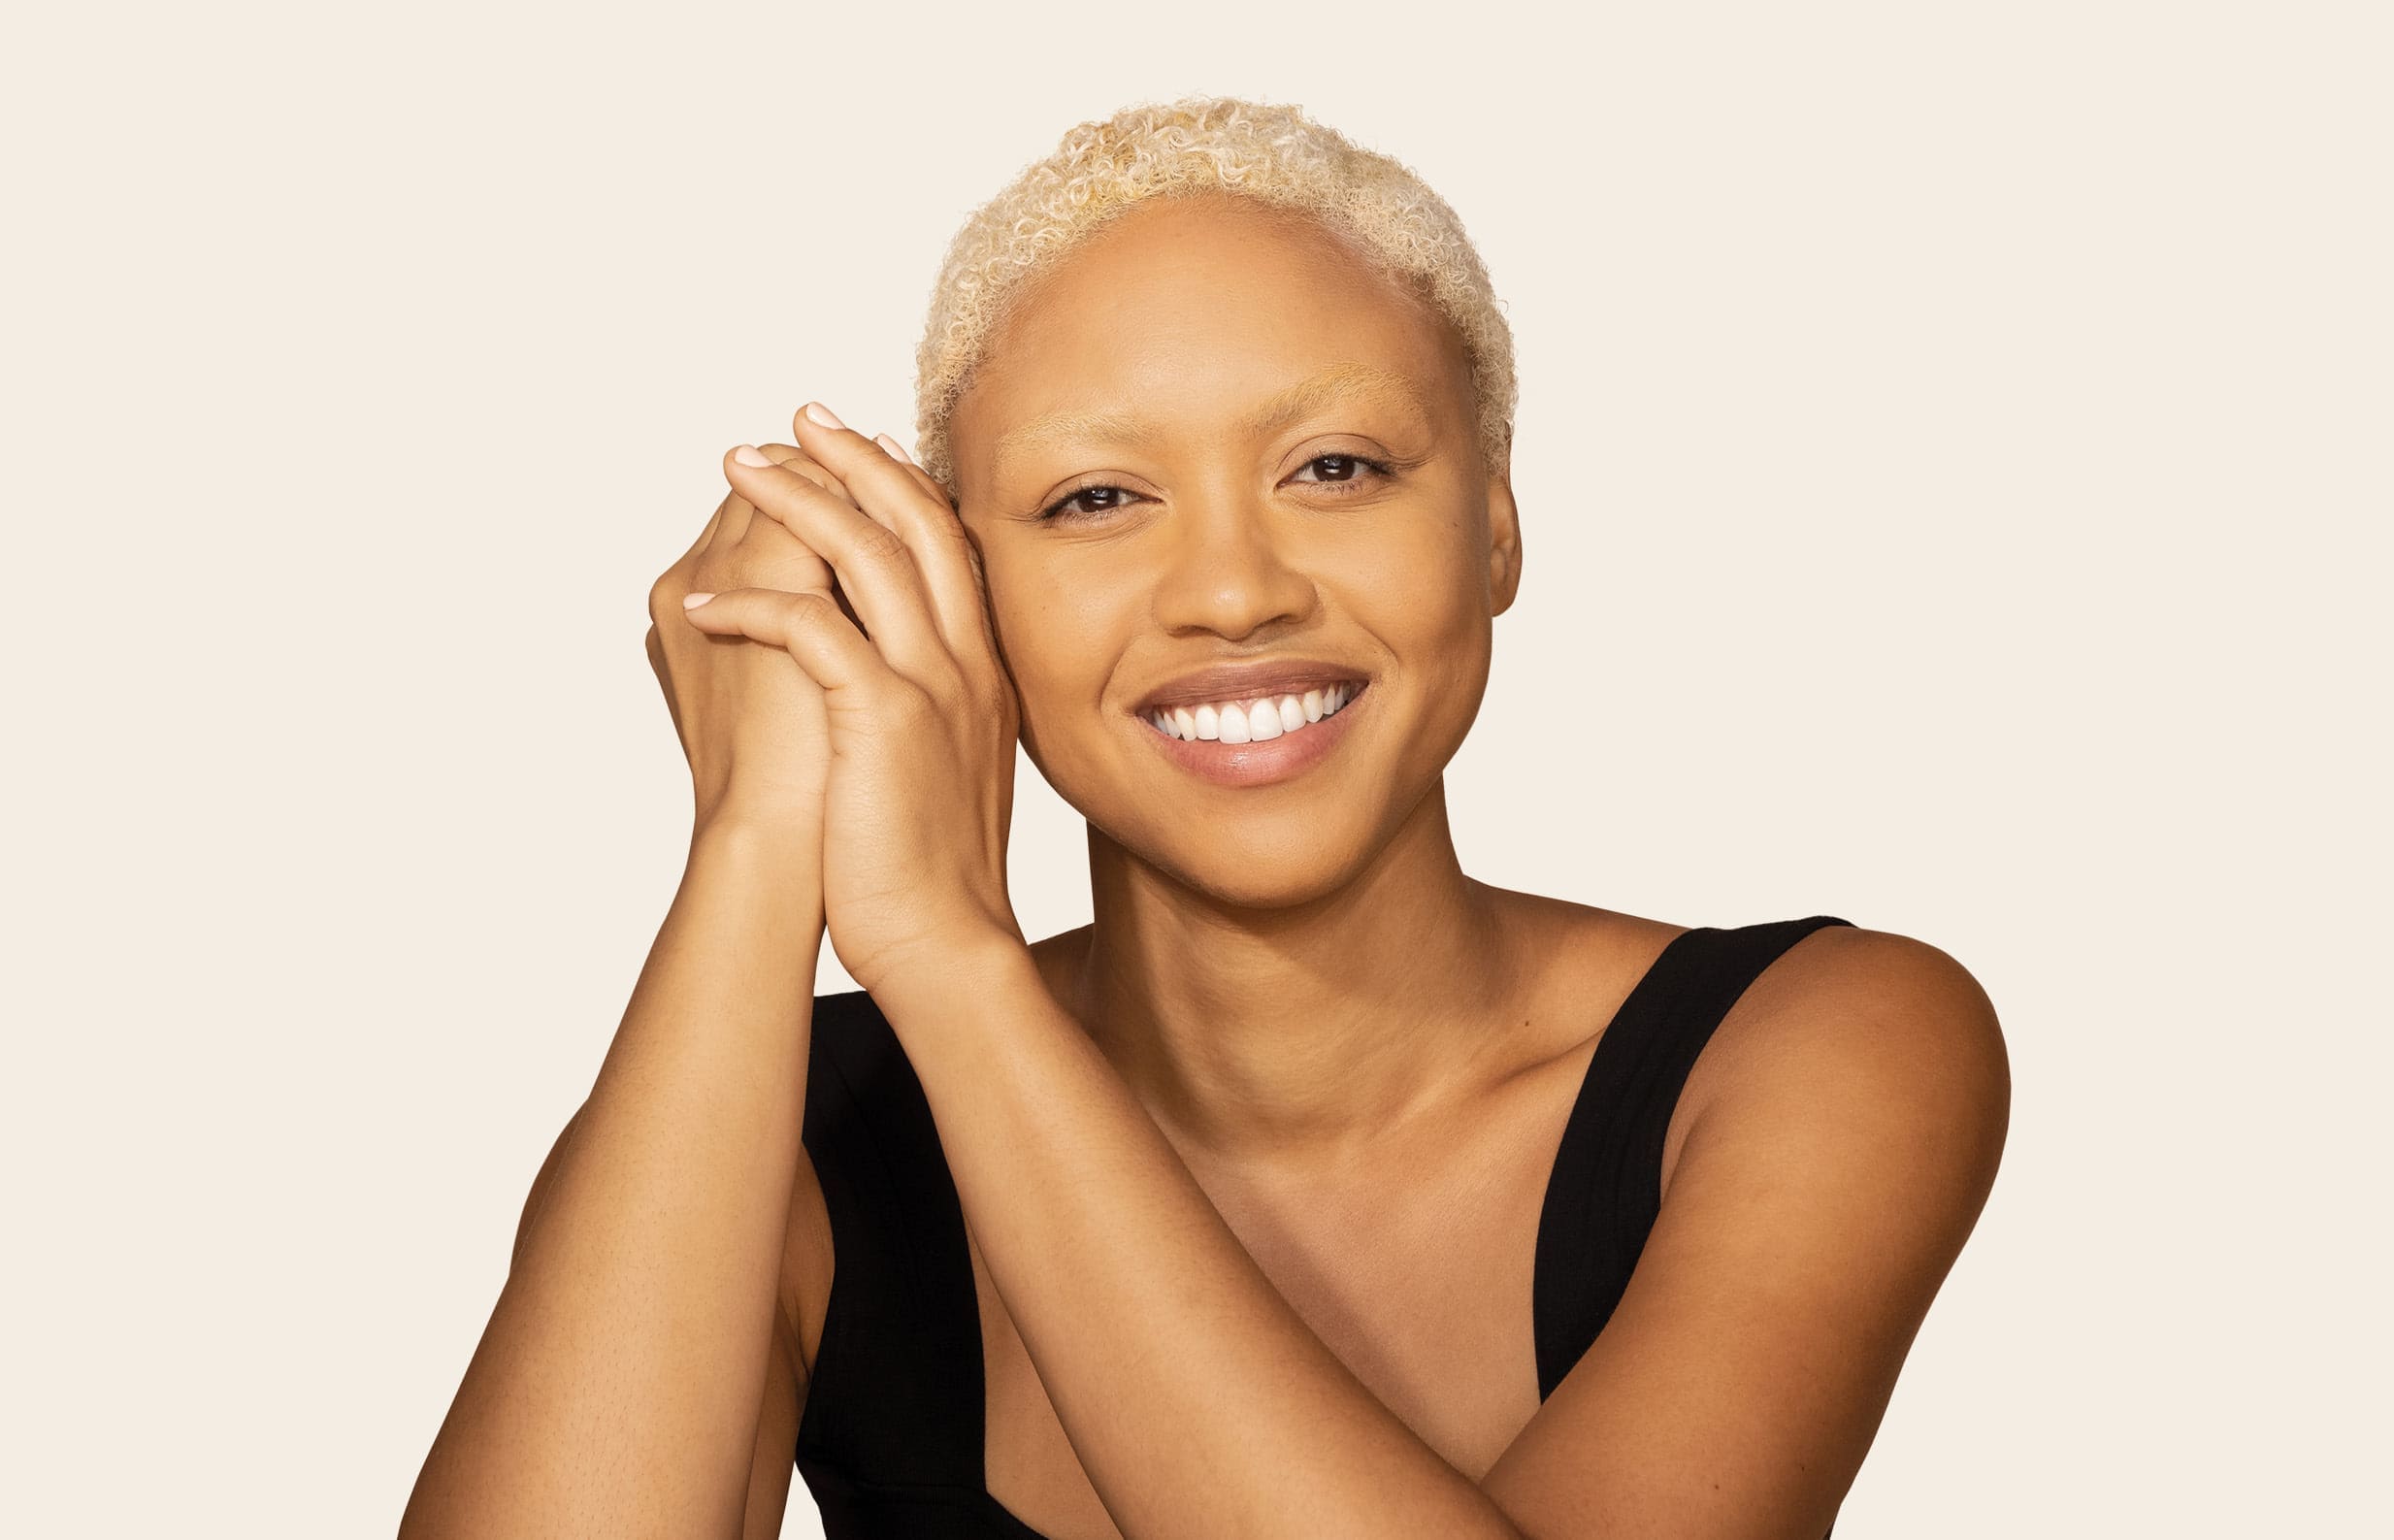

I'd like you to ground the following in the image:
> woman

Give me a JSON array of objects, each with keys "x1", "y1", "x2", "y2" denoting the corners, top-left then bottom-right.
[{"x1": 403, "y1": 96, "x2": 2010, "y2": 1539}]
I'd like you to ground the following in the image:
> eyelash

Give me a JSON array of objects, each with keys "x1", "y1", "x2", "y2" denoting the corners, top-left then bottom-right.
[{"x1": 1034, "y1": 452, "x2": 1398, "y2": 523}]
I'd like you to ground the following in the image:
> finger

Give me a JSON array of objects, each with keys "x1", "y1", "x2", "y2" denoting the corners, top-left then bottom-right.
[
  {"x1": 862, "y1": 439, "x2": 999, "y2": 626},
  {"x1": 874, "y1": 434, "x2": 957, "y2": 508},
  {"x1": 721, "y1": 445, "x2": 950, "y2": 683},
  {"x1": 697, "y1": 444, "x2": 854, "y2": 562},
  {"x1": 759, "y1": 443, "x2": 863, "y2": 510},
  {"x1": 692, "y1": 498, "x2": 832, "y2": 619},
  {"x1": 680, "y1": 585, "x2": 891, "y2": 700},
  {"x1": 790, "y1": 404, "x2": 992, "y2": 665},
  {"x1": 740, "y1": 446, "x2": 852, "y2": 585},
  {"x1": 704, "y1": 467, "x2": 834, "y2": 579},
  {"x1": 696, "y1": 475, "x2": 760, "y2": 557},
  {"x1": 689, "y1": 485, "x2": 742, "y2": 560}
]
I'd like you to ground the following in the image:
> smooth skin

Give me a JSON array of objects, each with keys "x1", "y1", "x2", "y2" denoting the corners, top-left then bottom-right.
[{"x1": 402, "y1": 191, "x2": 2009, "y2": 1539}]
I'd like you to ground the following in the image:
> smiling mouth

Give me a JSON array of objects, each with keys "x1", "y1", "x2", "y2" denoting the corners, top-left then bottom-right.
[{"x1": 1140, "y1": 680, "x2": 1366, "y2": 743}]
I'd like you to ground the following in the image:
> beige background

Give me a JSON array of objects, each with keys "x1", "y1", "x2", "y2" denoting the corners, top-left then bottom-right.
[{"x1": 5, "y1": 2, "x2": 2385, "y2": 1534}]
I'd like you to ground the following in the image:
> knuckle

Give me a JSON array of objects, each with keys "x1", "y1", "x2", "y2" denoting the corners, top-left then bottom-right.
[
  {"x1": 694, "y1": 554, "x2": 763, "y2": 595},
  {"x1": 738, "y1": 522, "x2": 823, "y2": 574},
  {"x1": 888, "y1": 679, "x2": 939, "y2": 724},
  {"x1": 700, "y1": 530, "x2": 813, "y2": 591},
  {"x1": 645, "y1": 572, "x2": 681, "y2": 623},
  {"x1": 852, "y1": 518, "x2": 910, "y2": 568},
  {"x1": 758, "y1": 450, "x2": 854, "y2": 507},
  {"x1": 774, "y1": 586, "x2": 836, "y2": 639}
]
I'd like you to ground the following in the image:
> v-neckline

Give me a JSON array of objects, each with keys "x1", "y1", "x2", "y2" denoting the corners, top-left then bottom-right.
[{"x1": 967, "y1": 924, "x2": 1702, "y2": 1539}]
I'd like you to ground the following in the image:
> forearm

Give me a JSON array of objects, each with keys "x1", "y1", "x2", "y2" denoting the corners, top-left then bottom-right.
[
  {"x1": 876, "y1": 939, "x2": 1522, "y2": 1540},
  {"x1": 403, "y1": 822, "x2": 824, "y2": 1538}
]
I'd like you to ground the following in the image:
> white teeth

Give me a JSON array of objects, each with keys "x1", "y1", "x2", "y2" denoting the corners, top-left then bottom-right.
[{"x1": 1142, "y1": 682, "x2": 1364, "y2": 741}]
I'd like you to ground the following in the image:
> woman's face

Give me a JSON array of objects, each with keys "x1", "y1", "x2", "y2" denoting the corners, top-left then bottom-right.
[{"x1": 947, "y1": 192, "x2": 1521, "y2": 909}]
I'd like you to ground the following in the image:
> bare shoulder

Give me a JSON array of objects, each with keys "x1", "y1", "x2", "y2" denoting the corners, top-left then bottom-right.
[
  {"x1": 1481, "y1": 925, "x2": 2012, "y2": 1530},
  {"x1": 1673, "y1": 922, "x2": 2013, "y2": 1215}
]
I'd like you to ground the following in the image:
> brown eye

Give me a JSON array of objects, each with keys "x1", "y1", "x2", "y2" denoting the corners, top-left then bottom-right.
[
  {"x1": 1037, "y1": 483, "x2": 1142, "y2": 522},
  {"x1": 1290, "y1": 453, "x2": 1393, "y2": 489},
  {"x1": 1037, "y1": 454, "x2": 1396, "y2": 523}
]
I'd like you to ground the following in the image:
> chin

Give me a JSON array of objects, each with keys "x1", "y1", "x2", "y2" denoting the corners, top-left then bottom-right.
[
  {"x1": 1078, "y1": 800, "x2": 1394, "y2": 912},
  {"x1": 1159, "y1": 850, "x2": 1368, "y2": 912},
  {"x1": 1027, "y1": 704, "x2": 1446, "y2": 909}
]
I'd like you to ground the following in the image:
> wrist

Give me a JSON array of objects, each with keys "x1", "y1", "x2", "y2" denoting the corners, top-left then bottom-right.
[
  {"x1": 691, "y1": 811, "x2": 815, "y2": 867},
  {"x1": 867, "y1": 926, "x2": 1038, "y2": 1032},
  {"x1": 685, "y1": 822, "x2": 826, "y2": 928}
]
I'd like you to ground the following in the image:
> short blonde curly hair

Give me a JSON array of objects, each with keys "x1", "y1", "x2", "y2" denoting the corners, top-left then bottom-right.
[{"x1": 910, "y1": 93, "x2": 1518, "y2": 500}]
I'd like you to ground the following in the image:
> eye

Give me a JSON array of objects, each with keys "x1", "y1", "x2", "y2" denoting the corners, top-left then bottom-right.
[
  {"x1": 1289, "y1": 452, "x2": 1394, "y2": 491},
  {"x1": 1034, "y1": 453, "x2": 1397, "y2": 524},
  {"x1": 1036, "y1": 480, "x2": 1144, "y2": 523}
]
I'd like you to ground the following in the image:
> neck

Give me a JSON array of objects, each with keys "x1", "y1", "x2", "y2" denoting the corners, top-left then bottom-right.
[{"x1": 1057, "y1": 779, "x2": 1525, "y2": 1172}]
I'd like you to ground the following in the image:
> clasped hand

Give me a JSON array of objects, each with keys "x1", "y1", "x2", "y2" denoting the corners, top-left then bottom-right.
[{"x1": 651, "y1": 401, "x2": 1024, "y2": 994}]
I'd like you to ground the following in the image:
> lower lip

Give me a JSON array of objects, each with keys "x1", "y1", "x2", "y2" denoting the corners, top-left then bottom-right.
[{"x1": 1134, "y1": 685, "x2": 1370, "y2": 789}]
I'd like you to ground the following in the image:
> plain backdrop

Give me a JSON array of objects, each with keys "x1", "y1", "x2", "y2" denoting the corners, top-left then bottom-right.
[{"x1": 5, "y1": 2, "x2": 2385, "y2": 1534}]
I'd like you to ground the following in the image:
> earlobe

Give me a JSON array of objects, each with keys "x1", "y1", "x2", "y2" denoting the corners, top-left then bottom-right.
[{"x1": 1486, "y1": 475, "x2": 1523, "y2": 616}]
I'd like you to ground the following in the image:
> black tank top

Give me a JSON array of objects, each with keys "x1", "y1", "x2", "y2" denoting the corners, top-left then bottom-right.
[{"x1": 793, "y1": 914, "x2": 1853, "y2": 1538}]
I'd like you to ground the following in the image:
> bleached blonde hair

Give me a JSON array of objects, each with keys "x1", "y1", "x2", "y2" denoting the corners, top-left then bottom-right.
[{"x1": 909, "y1": 94, "x2": 1518, "y2": 500}]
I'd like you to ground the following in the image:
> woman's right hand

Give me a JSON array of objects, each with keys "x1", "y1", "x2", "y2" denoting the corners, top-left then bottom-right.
[{"x1": 645, "y1": 443, "x2": 854, "y2": 851}]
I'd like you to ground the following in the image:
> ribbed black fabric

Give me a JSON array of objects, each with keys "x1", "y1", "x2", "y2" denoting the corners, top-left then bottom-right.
[{"x1": 794, "y1": 915, "x2": 1855, "y2": 1538}]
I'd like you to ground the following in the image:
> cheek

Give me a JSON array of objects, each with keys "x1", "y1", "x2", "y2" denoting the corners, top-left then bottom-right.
[
  {"x1": 1339, "y1": 515, "x2": 1491, "y2": 672},
  {"x1": 978, "y1": 555, "x2": 1121, "y2": 730}
]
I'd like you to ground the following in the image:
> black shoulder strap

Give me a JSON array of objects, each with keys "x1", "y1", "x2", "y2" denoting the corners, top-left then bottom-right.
[
  {"x1": 794, "y1": 989, "x2": 988, "y2": 1490},
  {"x1": 1533, "y1": 915, "x2": 1855, "y2": 1400}
]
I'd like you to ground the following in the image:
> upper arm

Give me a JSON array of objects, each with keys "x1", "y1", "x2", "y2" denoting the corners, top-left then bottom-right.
[{"x1": 1480, "y1": 928, "x2": 2012, "y2": 1539}]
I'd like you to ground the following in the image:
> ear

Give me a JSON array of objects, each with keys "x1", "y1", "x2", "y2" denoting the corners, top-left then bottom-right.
[{"x1": 1485, "y1": 468, "x2": 1523, "y2": 617}]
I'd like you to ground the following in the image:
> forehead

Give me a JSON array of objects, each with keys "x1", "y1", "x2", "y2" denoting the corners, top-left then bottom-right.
[{"x1": 953, "y1": 196, "x2": 1469, "y2": 473}]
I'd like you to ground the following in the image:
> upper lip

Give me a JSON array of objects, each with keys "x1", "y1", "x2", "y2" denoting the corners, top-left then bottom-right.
[{"x1": 1131, "y1": 659, "x2": 1372, "y2": 717}]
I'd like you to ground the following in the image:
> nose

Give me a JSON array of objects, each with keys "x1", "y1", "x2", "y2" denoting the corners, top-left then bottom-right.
[{"x1": 1148, "y1": 489, "x2": 1320, "y2": 641}]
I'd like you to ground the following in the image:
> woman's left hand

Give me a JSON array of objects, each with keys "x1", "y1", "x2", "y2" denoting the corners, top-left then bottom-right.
[{"x1": 683, "y1": 402, "x2": 1024, "y2": 993}]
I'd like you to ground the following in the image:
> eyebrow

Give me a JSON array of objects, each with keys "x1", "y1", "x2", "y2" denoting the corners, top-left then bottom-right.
[{"x1": 990, "y1": 362, "x2": 1437, "y2": 471}]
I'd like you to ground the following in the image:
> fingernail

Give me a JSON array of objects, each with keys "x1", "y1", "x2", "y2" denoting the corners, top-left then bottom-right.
[
  {"x1": 732, "y1": 444, "x2": 771, "y2": 467},
  {"x1": 874, "y1": 432, "x2": 916, "y2": 465},
  {"x1": 682, "y1": 592, "x2": 715, "y2": 608},
  {"x1": 803, "y1": 401, "x2": 845, "y2": 430}
]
